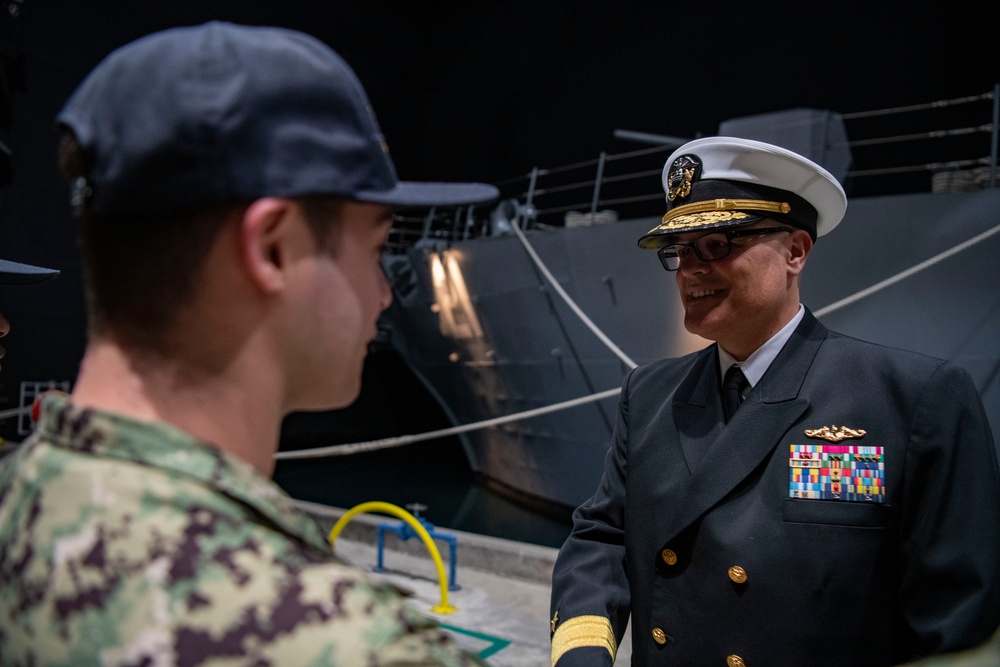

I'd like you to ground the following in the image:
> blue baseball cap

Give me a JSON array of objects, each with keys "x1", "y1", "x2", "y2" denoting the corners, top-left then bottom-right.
[
  {"x1": 57, "y1": 22, "x2": 499, "y2": 218},
  {"x1": 0, "y1": 258, "x2": 59, "y2": 286}
]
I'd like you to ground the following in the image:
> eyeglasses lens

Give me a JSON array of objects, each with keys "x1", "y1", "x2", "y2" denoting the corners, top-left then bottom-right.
[{"x1": 659, "y1": 233, "x2": 731, "y2": 271}]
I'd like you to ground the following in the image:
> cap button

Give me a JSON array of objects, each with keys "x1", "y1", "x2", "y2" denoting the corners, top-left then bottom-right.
[
  {"x1": 727, "y1": 655, "x2": 746, "y2": 667},
  {"x1": 661, "y1": 548, "x2": 678, "y2": 566},
  {"x1": 728, "y1": 565, "x2": 748, "y2": 584},
  {"x1": 651, "y1": 627, "x2": 667, "y2": 645}
]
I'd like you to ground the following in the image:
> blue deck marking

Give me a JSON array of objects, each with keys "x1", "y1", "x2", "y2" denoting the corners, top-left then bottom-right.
[{"x1": 439, "y1": 623, "x2": 512, "y2": 658}]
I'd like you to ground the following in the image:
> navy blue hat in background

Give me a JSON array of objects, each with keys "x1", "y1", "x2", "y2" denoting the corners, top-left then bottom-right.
[
  {"x1": 57, "y1": 22, "x2": 499, "y2": 218},
  {"x1": 0, "y1": 258, "x2": 59, "y2": 286}
]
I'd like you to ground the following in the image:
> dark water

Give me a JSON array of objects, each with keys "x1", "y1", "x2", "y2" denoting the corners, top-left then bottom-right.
[{"x1": 274, "y1": 348, "x2": 575, "y2": 549}]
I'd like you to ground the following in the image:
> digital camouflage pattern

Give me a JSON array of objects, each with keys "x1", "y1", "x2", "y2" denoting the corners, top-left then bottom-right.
[{"x1": 0, "y1": 393, "x2": 482, "y2": 666}]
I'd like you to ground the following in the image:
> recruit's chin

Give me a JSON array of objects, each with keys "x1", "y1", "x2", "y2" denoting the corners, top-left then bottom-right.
[{"x1": 294, "y1": 377, "x2": 364, "y2": 414}]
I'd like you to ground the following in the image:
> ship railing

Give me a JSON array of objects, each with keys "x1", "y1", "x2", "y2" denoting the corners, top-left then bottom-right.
[
  {"x1": 510, "y1": 86, "x2": 998, "y2": 228},
  {"x1": 387, "y1": 85, "x2": 998, "y2": 253}
]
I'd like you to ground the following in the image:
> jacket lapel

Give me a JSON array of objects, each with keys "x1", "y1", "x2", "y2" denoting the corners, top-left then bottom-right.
[
  {"x1": 674, "y1": 346, "x2": 725, "y2": 474},
  {"x1": 662, "y1": 311, "x2": 828, "y2": 545}
]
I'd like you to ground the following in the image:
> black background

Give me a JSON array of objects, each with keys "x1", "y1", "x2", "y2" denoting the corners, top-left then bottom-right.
[{"x1": 1, "y1": 1, "x2": 997, "y2": 441}]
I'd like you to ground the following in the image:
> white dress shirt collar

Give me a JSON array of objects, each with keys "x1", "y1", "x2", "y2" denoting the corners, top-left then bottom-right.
[{"x1": 717, "y1": 304, "x2": 805, "y2": 392}]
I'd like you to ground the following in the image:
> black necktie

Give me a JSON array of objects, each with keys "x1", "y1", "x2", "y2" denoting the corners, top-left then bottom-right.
[{"x1": 722, "y1": 365, "x2": 749, "y2": 423}]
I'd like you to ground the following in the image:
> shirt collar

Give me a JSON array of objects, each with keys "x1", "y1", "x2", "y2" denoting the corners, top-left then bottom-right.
[{"x1": 718, "y1": 304, "x2": 805, "y2": 390}]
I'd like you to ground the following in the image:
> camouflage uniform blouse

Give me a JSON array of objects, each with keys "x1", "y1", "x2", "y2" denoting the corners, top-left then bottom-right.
[{"x1": 0, "y1": 393, "x2": 481, "y2": 666}]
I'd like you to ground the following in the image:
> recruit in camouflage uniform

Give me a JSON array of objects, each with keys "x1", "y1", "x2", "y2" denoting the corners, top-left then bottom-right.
[
  {"x1": 0, "y1": 20, "x2": 498, "y2": 666},
  {"x1": 0, "y1": 394, "x2": 479, "y2": 666}
]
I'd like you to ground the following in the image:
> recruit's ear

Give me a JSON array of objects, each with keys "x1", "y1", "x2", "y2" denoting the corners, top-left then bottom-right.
[{"x1": 239, "y1": 198, "x2": 297, "y2": 293}]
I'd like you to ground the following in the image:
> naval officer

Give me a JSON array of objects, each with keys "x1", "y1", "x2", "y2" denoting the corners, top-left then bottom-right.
[{"x1": 549, "y1": 136, "x2": 1000, "y2": 666}]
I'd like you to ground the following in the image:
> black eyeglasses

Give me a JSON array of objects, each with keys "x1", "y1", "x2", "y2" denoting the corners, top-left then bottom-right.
[{"x1": 657, "y1": 227, "x2": 793, "y2": 271}]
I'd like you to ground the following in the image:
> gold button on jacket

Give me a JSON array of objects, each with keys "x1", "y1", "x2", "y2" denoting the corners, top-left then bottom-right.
[
  {"x1": 661, "y1": 548, "x2": 677, "y2": 565},
  {"x1": 728, "y1": 565, "x2": 748, "y2": 584},
  {"x1": 727, "y1": 654, "x2": 745, "y2": 667},
  {"x1": 651, "y1": 627, "x2": 667, "y2": 645}
]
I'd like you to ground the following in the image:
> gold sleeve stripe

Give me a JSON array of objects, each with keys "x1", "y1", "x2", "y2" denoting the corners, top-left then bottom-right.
[
  {"x1": 661, "y1": 198, "x2": 791, "y2": 224},
  {"x1": 551, "y1": 615, "x2": 617, "y2": 666}
]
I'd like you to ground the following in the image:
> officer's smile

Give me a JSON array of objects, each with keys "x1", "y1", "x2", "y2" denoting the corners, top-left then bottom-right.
[{"x1": 688, "y1": 288, "x2": 724, "y2": 299}]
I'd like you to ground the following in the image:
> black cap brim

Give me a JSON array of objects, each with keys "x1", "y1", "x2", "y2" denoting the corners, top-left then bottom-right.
[
  {"x1": 355, "y1": 181, "x2": 500, "y2": 208},
  {"x1": 0, "y1": 259, "x2": 60, "y2": 286}
]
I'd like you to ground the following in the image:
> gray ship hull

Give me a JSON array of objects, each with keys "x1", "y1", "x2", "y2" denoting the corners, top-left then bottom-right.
[{"x1": 383, "y1": 189, "x2": 1000, "y2": 510}]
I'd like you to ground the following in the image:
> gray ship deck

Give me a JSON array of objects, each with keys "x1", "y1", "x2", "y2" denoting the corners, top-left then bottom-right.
[{"x1": 303, "y1": 500, "x2": 634, "y2": 666}]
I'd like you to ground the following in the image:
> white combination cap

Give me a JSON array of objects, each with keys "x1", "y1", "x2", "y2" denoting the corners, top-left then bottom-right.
[{"x1": 638, "y1": 136, "x2": 847, "y2": 249}]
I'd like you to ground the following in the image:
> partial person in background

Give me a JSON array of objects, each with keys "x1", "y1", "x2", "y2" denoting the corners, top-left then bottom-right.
[
  {"x1": 0, "y1": 22, "x2": 497, "y2": 665},
  {"x1": 0, "y1": 256, "x2": 58, "y2": 372},
  {"x1": 549, "y1": 136, "x2": 1000, "y2": 666},
  {"x1": 895, "y1": 625, "x2": 1000, "y2": 667}
]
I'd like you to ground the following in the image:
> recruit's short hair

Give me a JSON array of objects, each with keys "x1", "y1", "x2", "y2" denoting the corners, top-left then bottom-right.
[{"x1": 59, "y1": 131, "x2": 346, "y2": 347}]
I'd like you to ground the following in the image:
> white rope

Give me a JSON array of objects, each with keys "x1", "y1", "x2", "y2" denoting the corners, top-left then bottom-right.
[
  {"x1": 273, "y1": 387, "x2": 622, "y2": 459},
  {"x1": 0, "y1": 407, "x2": 29, "y2": 421},
  {"x1": 510, "y1": 219, "x2": 638, "y2": 370},
  {"x1": 814, "y1": 223, "x2": 1000, "y2": 317},
  {"x1": 275, "y1": 221, "x2": 1000, "y2": 461}
]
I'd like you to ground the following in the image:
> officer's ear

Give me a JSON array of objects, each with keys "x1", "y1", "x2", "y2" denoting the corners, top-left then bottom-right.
[{"x1": 786, "y1": 229, "x2": 812, "y2": 276}]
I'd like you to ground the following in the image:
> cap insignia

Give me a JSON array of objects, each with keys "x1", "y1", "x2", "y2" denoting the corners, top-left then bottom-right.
[
  {"x1": 666, "y1": 154, "x2": 701, "y2": 202},
  {"x1": 804, "y1": 425, "x2": 867, "y2": 442}
]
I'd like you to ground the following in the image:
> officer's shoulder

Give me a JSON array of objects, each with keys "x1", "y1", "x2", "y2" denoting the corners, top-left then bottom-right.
[
  {"x1": 632, "y1": 348, "x2": 706, "y2": 380},
  {"x1": 822, "y1": 329, "x2": 971, "y2": 383},
  {"x1": 826, "y1": 330, "x2": 943, "y2": 363}
]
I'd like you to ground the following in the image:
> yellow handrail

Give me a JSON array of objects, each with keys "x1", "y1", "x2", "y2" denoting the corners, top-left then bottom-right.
[{"x1": 328, "y1": 501, "x2": 456, "y2": 614}]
